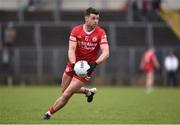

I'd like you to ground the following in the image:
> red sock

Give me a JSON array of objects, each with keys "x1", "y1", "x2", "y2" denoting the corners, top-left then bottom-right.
[
  {"x1": 49, "y1": 107, "x2": 56, "y2": 115},
  {"x1": 81, "y1": 87, "x2": 88, "y2": 94}
]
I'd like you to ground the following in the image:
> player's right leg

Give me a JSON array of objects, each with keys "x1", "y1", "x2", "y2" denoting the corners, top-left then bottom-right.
[
  {"x1": 61, "y1": 72, "x2": 73, "y2": 93},
  {"x1": 146, "y1": 71, "x2": 154, "y2": 93},
  {"x1": 43, "y1": 76, "x2": 84, "y2": 120},
  {"x1": 146, "y1": 72, "x2": 154, "y2": 88},
  {"x1": 43, "y1": 72, "x2": 72, "y2": 120}
]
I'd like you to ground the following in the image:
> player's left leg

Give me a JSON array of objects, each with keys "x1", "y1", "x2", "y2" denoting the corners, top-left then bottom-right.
[
  {"x1": 75, "y1": 87, "x2": 97, "y2": 103},
  {"x1": 72, "y1": 75, "x2": 97, "y2": 103},
  {"x1": 61, "y1": 73, "x2": 97, "y2": 103}
]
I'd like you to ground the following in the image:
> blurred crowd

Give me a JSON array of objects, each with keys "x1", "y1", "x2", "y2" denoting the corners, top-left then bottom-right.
[
  {"x1": 0, "y1": 22, "x2": 16, "y2": 86},
  {"x1": 131, "y1": 0, "x2": 162, "y2": 21}
]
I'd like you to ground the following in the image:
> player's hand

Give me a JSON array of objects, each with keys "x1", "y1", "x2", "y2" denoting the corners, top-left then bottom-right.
[
  {"x1": 87, "y1": 62, "x2": 97, "y2": 76},
  {"x1": 71, "y1": 63, "x2": 76, "y2": 74}
]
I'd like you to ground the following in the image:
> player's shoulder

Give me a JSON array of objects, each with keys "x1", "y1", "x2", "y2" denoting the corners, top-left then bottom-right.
[
  {"x1": 96, "y1": 26, "x2": 105, "y2": 32},
  {"x1": 96, "y1": 26, "x2": 106, "y2": 34},
  {"x1": 72, "y1": 24, "x2": 83, "y2": 32}
]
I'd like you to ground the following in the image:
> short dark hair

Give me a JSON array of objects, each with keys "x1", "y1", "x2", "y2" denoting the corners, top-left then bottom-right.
[{"x1": 85, "y1": 7, "x2": 100, "y2": 16}]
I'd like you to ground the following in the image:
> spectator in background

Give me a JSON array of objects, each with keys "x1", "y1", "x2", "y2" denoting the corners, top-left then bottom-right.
[
  {"x1": 27, "y1": 0, "x2": 36, "y2": 11},
  {"x1": 140, "y1": 47, "x2": 160, "y2": 93},
  {"x1": 4, "y1": 22, "x2": 16, "y2": 48},
  {"x1": 141, "y1": 0, "x2": 150, "y2": 21},
  {"x1": 2, "y1": 22, "x2": 16, "y2": 86},
  {"x1": 132, "y1": 0, "x2": 150, "y2": 22},
  {"x1": 132, "y1": 0, "x2": 139, "y2": 21},
  {"x1": 152, "y1": 0, "x2": 162, "y2": 11},
  {"x1": 25, "y1": 0, "x2": 41, "y2": 11},
  {"x1": 164, "y1": 52, "x2": 179, "y2": 87}
]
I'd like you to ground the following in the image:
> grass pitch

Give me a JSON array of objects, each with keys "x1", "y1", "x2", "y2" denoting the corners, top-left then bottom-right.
[{"x1": 0, "y1": 86, "x2": 180, "y2": 124}]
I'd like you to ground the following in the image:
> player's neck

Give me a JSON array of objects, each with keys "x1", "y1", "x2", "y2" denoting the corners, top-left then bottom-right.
[{"x1": 84, "y1": 24, "x2": 95, "y2": 32}]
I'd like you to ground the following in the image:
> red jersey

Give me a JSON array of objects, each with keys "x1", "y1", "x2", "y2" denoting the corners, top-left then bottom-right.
[
  {"x1": 142, "y1": 50, "x2": 156, "y2": 72},
  {"x1": 69, "y1": 24, "x2": 108, "y2": 62}
]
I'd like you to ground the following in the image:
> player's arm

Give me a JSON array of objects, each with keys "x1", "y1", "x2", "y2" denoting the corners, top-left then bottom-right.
[
  {"x1": 95, "y1": 44, "x2": 109, "y2": 64},
  {"x1": 87, "y1": 33, "x2": 109, "y2": 76},
  {"x1": 68, "y1": 26, "x2": 78, "y2": 64},
  {"x1": 95, "y1": 33, "x2": 109, "y2": 64},
  {"x1": 87, "y1": 43, "x2": 109, "y2": 76},
  {"x1": 152, "y1": 55, "x2": 160, "y2": 69},
  {"x1": 140, "y1": 56, "x2": 145, "y2": 70},
  {"x1": 68, "y1": 40, "x2": 77, "y2": 64}
]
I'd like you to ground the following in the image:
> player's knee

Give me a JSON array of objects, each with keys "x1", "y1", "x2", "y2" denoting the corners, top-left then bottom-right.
[
  {"x1": 61, "y1": 88, "x2": 65, "y2": 93},
  {"x1": 62, "y1": 92, "x2": 72, "y2": 100}
]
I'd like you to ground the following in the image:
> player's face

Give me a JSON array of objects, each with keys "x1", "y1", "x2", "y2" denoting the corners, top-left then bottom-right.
[{"x1": 85, "y1": 14, "x2": 99, "y2": 29}]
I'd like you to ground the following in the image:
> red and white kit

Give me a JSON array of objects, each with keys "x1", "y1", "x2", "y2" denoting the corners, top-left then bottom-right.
[
  {"x1": 142, "y1": 50, "x2": 156, "y2": 73},
  {"x1": 65, "y1": 24, "x2": 108, "y2": 83}
]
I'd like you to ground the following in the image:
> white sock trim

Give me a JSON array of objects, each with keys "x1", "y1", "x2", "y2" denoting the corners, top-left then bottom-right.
[
  {"x1": 47, "y1": 111, "x2": 52, "y2": 116},
  {"x1": 89, "y1": 88, "x2": 97, "y2": 93},
  {"x1": 86, "y1": 91, "x2": 92, "y2": 96}
]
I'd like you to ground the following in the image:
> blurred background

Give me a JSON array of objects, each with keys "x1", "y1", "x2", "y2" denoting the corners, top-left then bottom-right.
[{"x1": 0, "y1": 0, "x2": 179, "y2": 86}]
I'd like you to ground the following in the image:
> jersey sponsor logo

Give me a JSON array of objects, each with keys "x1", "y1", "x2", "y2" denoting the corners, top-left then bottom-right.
[
  {"x1": 81, "y1": 41, "x2": 97, "y2": 50},
  {"x1": 85, "y1": 36, "x2": 89, "y2": 41},
  {"x1": 92, "y1": 36, "x2": 97, "y2": 42}
]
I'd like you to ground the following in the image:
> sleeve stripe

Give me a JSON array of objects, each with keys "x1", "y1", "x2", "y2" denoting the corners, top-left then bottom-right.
[
  {"x1": 70, "y1": 40, "x2": 77, "y2": 42},
  {"x1": 69, "y1": 36, "x2": 77, "y2": 41},
  {"x1": 100, "y1": 42, "x2": 108, "y2": 45}
]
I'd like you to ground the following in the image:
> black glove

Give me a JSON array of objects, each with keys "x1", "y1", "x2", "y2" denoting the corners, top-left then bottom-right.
[
  {"x1": 71, "y1": 63, "x2": 76, "y2": 74},
  {"x1": 87, "y1": 62, "x2": 97, "y2": 76}
]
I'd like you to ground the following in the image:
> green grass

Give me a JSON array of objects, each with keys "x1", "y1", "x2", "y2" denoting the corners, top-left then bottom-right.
[{"x1": 0, "y1": 86, "x2": 180, "y2": 124}]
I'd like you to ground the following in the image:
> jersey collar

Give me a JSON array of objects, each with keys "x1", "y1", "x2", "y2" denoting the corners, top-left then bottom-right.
[{"x1": 83, "y1": 24, "x2": 96, "y2": 35}]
